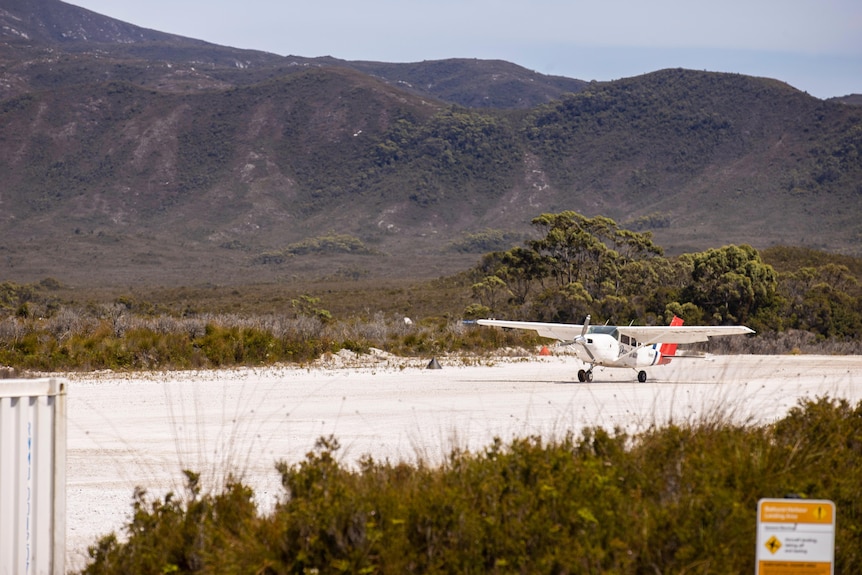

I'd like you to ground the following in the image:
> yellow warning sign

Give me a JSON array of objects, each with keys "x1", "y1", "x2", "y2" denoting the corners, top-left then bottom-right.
[
  {"x1": 756, "y1": 499, "x2": 835, "y2": 575},
  {"x1": 760, "y1": 501, "x2": 834, "y2": 524},
  {"x1": 765, "y1": 535, "x2": 782, "y2": 554}
]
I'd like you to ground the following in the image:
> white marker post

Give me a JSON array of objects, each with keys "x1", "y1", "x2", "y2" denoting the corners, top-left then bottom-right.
[{"x1": 756, "y1": 498, "x2": 835, "y2": 575}]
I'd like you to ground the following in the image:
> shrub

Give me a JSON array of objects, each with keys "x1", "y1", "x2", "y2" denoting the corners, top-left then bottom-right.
[{"x1": 77, "y1": 398, "x2": 862, "y2": 574}]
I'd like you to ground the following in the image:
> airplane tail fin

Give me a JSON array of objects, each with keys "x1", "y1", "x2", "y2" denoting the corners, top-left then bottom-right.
[{"x1": 657, "y1": 315, "x2": 684, "y2": 364}]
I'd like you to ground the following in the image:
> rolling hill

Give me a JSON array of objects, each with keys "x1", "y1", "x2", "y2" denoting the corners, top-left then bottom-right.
[{"x1": 1, "y1": 0, "x2": 860, "y2": 287}]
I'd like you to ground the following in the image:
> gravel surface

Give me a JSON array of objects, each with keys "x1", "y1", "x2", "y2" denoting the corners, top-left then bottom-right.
[{"x1": 63, "y1": 352, "x2": 862, "y2": 571}]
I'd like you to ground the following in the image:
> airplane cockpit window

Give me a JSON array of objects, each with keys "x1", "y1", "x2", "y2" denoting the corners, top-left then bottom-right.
[{"x1": 588, "y1": 325, "x2": 620, "y2": 340}]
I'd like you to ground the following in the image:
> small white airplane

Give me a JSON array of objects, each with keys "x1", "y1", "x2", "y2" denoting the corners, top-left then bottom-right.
[{"x1": 477, "y1": 315, "x2": 754, "y2": 382}]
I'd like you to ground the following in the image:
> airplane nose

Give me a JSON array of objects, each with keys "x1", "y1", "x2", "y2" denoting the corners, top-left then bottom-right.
[{"x1": 574, "y1": 335, "x2": 595, "y2": 360}]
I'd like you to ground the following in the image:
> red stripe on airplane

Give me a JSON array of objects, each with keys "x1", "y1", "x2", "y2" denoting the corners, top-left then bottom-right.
[{"x1": 658, "y1": 315, "x2": 684, "y2": 364}]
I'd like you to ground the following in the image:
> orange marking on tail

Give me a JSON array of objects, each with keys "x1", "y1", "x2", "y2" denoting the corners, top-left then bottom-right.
[{"x1": 658, "y1": 315, "x2": 683, "y2": 364}]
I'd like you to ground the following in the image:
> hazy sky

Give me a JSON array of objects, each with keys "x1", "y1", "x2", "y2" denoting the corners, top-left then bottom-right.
[{"x1": 67, "y1": 0, "x2": 861, "y2": 99}]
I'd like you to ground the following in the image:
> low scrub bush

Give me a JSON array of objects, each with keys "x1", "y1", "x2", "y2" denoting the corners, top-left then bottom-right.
[
  {"x1": 0, "y1": 303, "x2": 535, "y2": 371},
  {"x1": 1, "y1": 305, "x2": 859, "y2": 371},
  {"x1": 78, "y1": 397, "x2": 862, "y2": 574}
]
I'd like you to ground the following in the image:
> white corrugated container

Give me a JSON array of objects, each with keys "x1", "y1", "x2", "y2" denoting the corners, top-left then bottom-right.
[{"x1": 0, "y1": 379, "x2": 66, "y2": 575}]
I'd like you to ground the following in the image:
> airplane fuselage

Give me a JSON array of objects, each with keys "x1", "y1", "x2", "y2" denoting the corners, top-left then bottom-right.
[{"x1": 569, "y1": 330, "x2": 663, "y2": 368}]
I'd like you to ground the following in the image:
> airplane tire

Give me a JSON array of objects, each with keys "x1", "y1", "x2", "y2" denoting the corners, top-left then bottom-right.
[
  {"x1": 586, "y1": 371, "x2": 593, "y2": 383},
  {"x1": 577, "y1": 369, "x2": 586, "y2": 382},
  {"x1": 638, "y1": 370, "x2": 647, "y2": 383}
]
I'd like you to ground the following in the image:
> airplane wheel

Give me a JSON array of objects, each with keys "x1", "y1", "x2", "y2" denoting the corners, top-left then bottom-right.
[
  {"x1": 577, "y1": 369, "x2": 586, "y2": 382},
  {"x1": 586, "y1": 371, "x2": 593, "y2": 383},
  {"x1": 638, "y1": 371, "x2": 647, "y2": 383}
]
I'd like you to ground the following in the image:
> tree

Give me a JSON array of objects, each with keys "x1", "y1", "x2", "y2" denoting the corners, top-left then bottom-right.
[
  {"x1": 780, "y1": 263, "x2": 862, "y2": 337},
  {"x1": 488, "y1": 247, "x2": 550, "y2": 306},
  {"x1": 528, "y1": 212, "x2": 661, "y2": 297},
  {"x1": 795, "y1": 285, "x2": 861, "y2": 338},
  {"x1": 528, "y1": 211, "x2": 604, "y2": 288},
  {"x1": 471, "y1": 276, "x2": 512, "y2": 314},
  {"x1": 682, "y1": 245, "x2": 778, "y2": 324},
  {"x1": 528, "y1": 281, "x2": 594, "y2": 323},
  {"x1": 469, "y1": 212, "x2": 669, "y2": 322}
]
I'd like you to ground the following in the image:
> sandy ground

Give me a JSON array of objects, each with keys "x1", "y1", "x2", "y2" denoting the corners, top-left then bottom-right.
[{"x1": 63, "y1": 352, "x2": 862, "y2": 571}]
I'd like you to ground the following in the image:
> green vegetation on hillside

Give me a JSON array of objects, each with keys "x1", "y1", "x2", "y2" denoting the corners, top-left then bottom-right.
[
  {"x1": 525, "y1": 75, "x2": 735, "y2": 188},
  {"x1": 372, "y1": 110, "x2": 522, "y2": 207},
  {"x1": 446, "y1": 228, "x2": 526, "y2": 254},
  {"x1": 256, "y1": 234, "x2": 380, "y2": 264},
  {"x1": 77, "y1": 397, "x2": 862, "y2": 574}
]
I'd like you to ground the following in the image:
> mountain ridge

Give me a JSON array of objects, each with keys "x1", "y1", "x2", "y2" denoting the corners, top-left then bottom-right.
[{"x1": 1, "y1": 0, "x2": 860, "y2": 287}]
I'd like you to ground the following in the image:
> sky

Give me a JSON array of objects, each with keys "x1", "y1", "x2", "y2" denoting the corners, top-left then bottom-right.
[{"x1": 67, "y1": 0, "x2": 862, "y2": 99}]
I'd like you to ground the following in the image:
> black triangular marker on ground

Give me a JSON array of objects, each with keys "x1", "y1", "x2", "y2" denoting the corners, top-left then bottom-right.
[{"x1": 426, "y1": 358, "x2": 442, "y2": 369}]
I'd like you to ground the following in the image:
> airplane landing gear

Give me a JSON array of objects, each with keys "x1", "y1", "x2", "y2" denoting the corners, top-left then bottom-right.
[
  {"x1": 637, "y1": 370, "x2": 647, "y2": 383},
  {"x1": 577, "y1": 369, "x2": 594, "y2": 383}
]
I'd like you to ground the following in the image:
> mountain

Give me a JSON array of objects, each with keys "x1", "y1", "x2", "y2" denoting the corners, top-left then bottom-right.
[
  {"x1": 344, "y1": 59, "x2": 587, "y2": 109},
  {"x1": 1, "y1": 0, "x2": 860, "y2": 287},
  {"x1": 0, "y1": 0, "x2": 584, "y2": 106},
  {"x1": 829, "y1": 94, "x2": 862, "y2": 106}
]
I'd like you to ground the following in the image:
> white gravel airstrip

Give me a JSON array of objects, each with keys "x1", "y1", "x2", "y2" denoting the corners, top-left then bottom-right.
[{"x1": 63, "y1": 351, "x2": 862, "y2": 570}]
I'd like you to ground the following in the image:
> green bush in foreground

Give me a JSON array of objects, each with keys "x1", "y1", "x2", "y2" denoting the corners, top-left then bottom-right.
[{"x1": 79, "y1": 397, "x2": 862, "y2": 575}]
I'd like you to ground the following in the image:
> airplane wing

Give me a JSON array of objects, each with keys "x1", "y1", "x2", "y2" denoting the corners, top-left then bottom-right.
[
  {"x1": 476, "y1": 319, "x2": 586, "y2": 341},
  {"x1": 476, "y1": 319, "x2": 754, "y2": 344},
  {"x1": 617, "y1": 325, "x2": 754, "y2": 345}
]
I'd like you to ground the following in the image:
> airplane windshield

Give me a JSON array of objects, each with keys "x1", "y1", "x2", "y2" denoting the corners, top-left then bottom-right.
[{"x1": 587, "y1": 325, "x2": 619, "y2": 340}]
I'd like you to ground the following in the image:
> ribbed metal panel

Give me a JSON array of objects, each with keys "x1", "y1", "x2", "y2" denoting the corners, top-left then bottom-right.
[{"x1": 0, "y1": 379, "x2": 66, "y2": 575}]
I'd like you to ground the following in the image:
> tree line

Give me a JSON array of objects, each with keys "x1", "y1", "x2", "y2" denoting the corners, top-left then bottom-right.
[{"x1": 467, "y1": 211, "x2": 862, "y2": 341}]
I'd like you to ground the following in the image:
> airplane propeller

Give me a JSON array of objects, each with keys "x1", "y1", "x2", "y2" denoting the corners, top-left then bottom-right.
[{"x1": 574, "y1": 314, "x2": 595, "y2": 361}]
